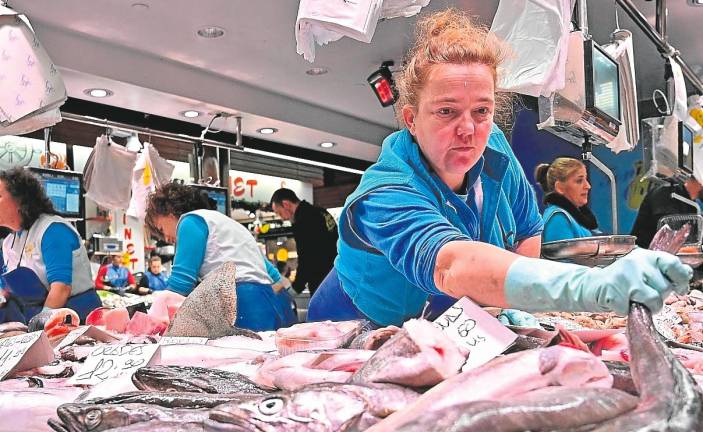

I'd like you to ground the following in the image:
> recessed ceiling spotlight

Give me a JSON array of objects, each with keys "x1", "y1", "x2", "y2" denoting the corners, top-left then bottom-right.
[
  {"x1": 181, "y1": 110, "x2": 201, "y2": 118},
  {"x1": 131, "y1": 3, "x2": 149, "y2": 10},
  {"x1": 319, "y1": 142, "x2": 336, "y2": 148},
  {"x1": 257, "y1": 127, "x2": 278, "y2": 135},
  {"x1": 688, "y1": 0, "x2": 703, "y2": 5},
  {"x1": 306, "y1": 67, "x2": 329, "y2": 76},
  {"x1": 83, "y1": 88, "x2": 113, "y2": 98},
  {"x1": 197, "y1": 26, "x2": 226, "y2": 39}
]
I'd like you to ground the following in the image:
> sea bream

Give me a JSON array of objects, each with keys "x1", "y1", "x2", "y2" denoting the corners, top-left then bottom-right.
[
  {"x1": 393, "y1": 386, "x2": 638, "y2": 432},
  {"x1": 208, "y1": 382, "x2": 419, "y2": 431},
  {"x1": 132, "y1": 365, "x2": 272, "y2": 395}
]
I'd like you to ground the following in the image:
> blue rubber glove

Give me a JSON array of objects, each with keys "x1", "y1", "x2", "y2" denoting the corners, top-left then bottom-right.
[
  {"x1": 497, "y1": 309, "x2": 541, "y2": 328},
  {"x1": 505, "y1": 248, "x2": 692, "y2": 315}
]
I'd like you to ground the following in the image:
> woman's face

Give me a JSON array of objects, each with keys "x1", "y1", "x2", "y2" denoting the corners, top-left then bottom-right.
[
  {"x1": 0, "y1": 180, "x2": 21, "y2": 231},
  {"x1": 555, "y1": 165, "x2": 590, "y2": 208},
  {"x1": 402, "y1": 63, "x2": 495, "y2": 191},
  {"x1": 152, "y1": 214, "x2": 179, "y2": 244}
]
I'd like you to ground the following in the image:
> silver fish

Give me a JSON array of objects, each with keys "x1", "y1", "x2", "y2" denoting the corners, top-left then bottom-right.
[
  {"x1": 393, "y1": 387, "x2": 638, "y2": 432},
  {"x1": 133, "y1": 365, "x2": 271, "y2": 395},
  {"x1": 83, "y1": 390, "x2": 256, "y2": 409},
  {"x1": 585, "y1": 303, "x2": 703, "y2": 431},
  {"x1": 53, "y1": 402, "x2": 209, "y2": 432},
  {"x1": 208, "y1": 383, "x2": 419, "y2": 431}
]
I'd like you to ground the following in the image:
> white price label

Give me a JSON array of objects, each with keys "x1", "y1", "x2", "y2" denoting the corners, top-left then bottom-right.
[
  {"x1": 68, "y1": 344, "x2": 160, "y2": 385},
  {"x1": 433, "y1": 297, "x2": 517, "y2": 370},
  {"x1": 159, "y1": 337, "x2": 208, "y2": 346},
  {"x1": 0, "y1": 331, "x2": 54, "y2": 380},
  {"x1": 54, "y1": 326, "x2": 119, "y2": 352}
]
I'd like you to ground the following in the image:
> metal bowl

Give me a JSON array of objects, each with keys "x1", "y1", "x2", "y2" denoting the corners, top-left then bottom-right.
[
  {"x1": 541, "y1": 235, "x2": 637, "y2": 262},
  {"x1": 676, "y1": 252, "x2": 703, "y2": 267}
]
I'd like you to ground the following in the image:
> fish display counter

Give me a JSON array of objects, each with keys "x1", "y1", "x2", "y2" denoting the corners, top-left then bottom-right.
[{"x1": 1, "y1": 261, "x2": 703, "y2": 431}]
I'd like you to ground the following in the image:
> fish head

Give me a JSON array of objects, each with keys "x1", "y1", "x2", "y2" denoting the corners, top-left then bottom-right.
[
  {"x1": 209, "y1": 385, "x2": 368, "y2": 432},
  {"x1": 132, "y1": 366, "x2": 216, "y2": 393},
  {"x1": 56, "y1": 403, "x2": 134, "y2": 431}
]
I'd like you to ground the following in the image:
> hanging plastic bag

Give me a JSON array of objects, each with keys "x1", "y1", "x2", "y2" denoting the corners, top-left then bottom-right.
[
  {"x1": 667, "y1": 58, "x2": 688, "y2": 122},
  {"x1": 491, "y1": 0, "x2": 573, "y2": 97},
  {"x1": 84, "y1": 134, "x2": 137, "y2": 210},
  {"x1": 127, "y1": 142, "x2": 174, "y2": 221},
  {"x1": 602, "y1": 29, "x2": 639, "y2": 153}
]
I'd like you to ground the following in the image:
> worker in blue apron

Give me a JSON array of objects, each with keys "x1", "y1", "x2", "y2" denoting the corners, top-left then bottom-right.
[
  {"x1": 145, "y1": 182, "x2": 294, "y2": 331},
  {"x1": 307, "y1": 10, "x2": 692, "y2": 327},
  {"x1": 0, "y1": 168, "x2": 101, "y2": 324}
]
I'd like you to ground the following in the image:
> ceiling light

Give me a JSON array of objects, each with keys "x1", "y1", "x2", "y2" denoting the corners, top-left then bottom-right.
[
  {"x1": 131, "y1": 3, "x2": 149, "y2": 10},
  {"x1": 319, "y1": 142, "x2": 336, "y2": 148},
  {"x1": 197, "y1": 26, "x2": 226, "y2": 39},
  {"x1": 306, "y1": 67, "x2": 329, "y2": 76},
  {"x1": 688, "y1": 0, "x2": 703, "y2": 5},
  {"x1": 83, "y1": 88, "x2": 113, "y2": 98},
  {"x1": 181, "y1": 110, "x2": 201, "y2": 118},
  {"x1": 257, "y1": 127, "x2": 278, "y2": 135}
]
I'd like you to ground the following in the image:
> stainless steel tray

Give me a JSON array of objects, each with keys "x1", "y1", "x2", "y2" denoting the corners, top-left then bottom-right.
[{"x1": 541, "y1": 235, "x2": 637, "y2": 262}]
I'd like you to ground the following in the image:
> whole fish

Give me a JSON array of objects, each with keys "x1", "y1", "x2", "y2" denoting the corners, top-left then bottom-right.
[
  {"x1": 208, "y1": 382, "x2": 419, "y2": 431},
  {"x1": 95, "y1": 420, "x2": 205, "y2": 431},
  {"x1": 349, "y1": 319, "x2": 466, "y2": 388},
  {"x1": 84, "y1": 391, "x2": 256, "y2": 409},
  {"x1": 52, "y1": 402, "x2": 210, "y2": 432},
  {"x1": 367, "y1": 345, "x2": 613, "y2": 432},
  {"x1": 132, "y1": 365, "x2": 271, "y2": 395},
  {"x1": 0, "y1": 321, "x2": 27, "y2": 333},
  {"x1": 585, "y1": 303, "x2": 703, "y2": 431},
  {"x1": 166, "y1": 262, "x2": 259, "y2": 339},
  {"x1": 393, "y1": 386, "x2": 638, "y2": 432}
]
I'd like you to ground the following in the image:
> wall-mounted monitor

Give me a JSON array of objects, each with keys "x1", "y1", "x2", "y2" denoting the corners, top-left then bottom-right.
[
  {"x1": 680, "y1": 122, "x2": 695, "y2": 174},
  {"x1": 190, "y1": 184, "x2": 230, "y2": 216},
  {"x1": 27, "y1": 167, "x2": 84, "y2": 219},
  {"x1": 584, "y1": 39, "x2": 621, "y2": 128}
]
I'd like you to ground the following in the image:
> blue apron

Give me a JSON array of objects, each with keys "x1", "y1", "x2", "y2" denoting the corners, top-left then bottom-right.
[
  {"x1": 0, "y1": 266, "x2": 101, "y2": 324},
  {"x1": 106, "y1": 265, "x2": 130, "y2": 288},
  {"x1": 308, "y1": 269, "x2": 381, "y2": 328},
  {"x1": 234, "y1": 282, "x2": 298, "y2": 331}
]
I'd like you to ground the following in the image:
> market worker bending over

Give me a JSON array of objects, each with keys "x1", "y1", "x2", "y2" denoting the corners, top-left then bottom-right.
[
  {"x1": 535, "y1": 157, "x2": 600, "y2": 242},
  {"x1": 0, "y1": 168, "x2": 101, "y2": 323},
  {"x1": 145, "y1": 182, "x2": 296, "y2": 331},
  {"x1": 307, "y1": 9, "x2": 692, "y2": 327}
]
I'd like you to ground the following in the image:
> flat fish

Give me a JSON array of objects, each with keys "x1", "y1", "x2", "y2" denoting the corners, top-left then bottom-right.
[
  {"x1": 132, "y1": 365, "x2": 271, "y2": 395},
  {"x1": 166, "y1": 262, "x2": 259, "y2": 339},
  {"x1": 585, "y1": 303, "x2": 703, "y2": 431},
  {"x1": 393, "y1": 387, "x2": 638, "y2": 432}
]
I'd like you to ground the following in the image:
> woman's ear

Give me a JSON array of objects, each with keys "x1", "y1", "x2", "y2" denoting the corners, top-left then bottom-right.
[
  {"x1": 402, "y1": 105, "x2": 416, "y2": 134},
  {"x1": 554, "y1": 180, "x2": 565, "y2": 195}
]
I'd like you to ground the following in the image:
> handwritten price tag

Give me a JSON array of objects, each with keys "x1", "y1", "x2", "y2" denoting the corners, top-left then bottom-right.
[
  {"x1": 55, "y1": 326, "x2": 119, "y2": 352},
  {"x1": 433, "y1": 297, "x2": 517, "y2": 370},
  {"x1": 0, "y1": 331, "x2": 54, "y2": 380},
  {"x1": 68, "y1": 344, "x2": 160, "y2": 385},
  {"x1": 159, "y1": 336, "x2": 208, "y2": 346}
]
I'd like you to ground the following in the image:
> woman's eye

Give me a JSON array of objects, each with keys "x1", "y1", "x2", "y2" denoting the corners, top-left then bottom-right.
[
  {"x1": 436, "y1": 108, "x2": 454, "y2": 116},
  {"x1": 476, "y1": 107, "x2": 491, "y2": 115}
]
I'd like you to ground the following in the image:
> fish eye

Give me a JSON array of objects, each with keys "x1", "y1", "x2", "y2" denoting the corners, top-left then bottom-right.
[
  {"x1": 85, "y1": 409, "x2": 102, "y2": 429},
  {"x1": 258, "y1": 397, "x2": 284, "y2": 416}
]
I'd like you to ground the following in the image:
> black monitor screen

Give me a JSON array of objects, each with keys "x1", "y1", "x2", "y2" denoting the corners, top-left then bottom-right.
[
  {"x1": 681, "y1": 123, "x2": 695, "y2": 173},
  {"x1": 29, "y1": 168, "x2": 83, "y2": 218},
  {"x1": 585, "y1": 40, "x2": 620, "y2": 125},
  {"x1": 191, "y1": 185, "x2": 229, "y2": 216}
]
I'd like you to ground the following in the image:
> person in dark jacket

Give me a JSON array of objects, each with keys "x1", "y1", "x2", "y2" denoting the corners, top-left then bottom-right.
[
  {"x1": 270, "y1": 188, "x2": 338, "y2": 296},
  {"x1": 631, "y1": 175, "x2": 702, "y2": 248}
]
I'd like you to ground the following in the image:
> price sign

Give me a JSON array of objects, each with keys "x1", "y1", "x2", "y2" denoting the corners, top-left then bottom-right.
[
  {"x1": 54, "y1": 326, "x2": 119, "y2": 352},
  {"x1": 159, "y1": 337, "x2": 208, "y2": 346},
  {"x1": 68, "y1": 344, "x2": 160, "y2": 385},
  {"x1": 433, "y1": 297, "x2": 517, "y2": 370},
  {"x1": 0, "y1": 331, "x2": 54, "y2": 380}
]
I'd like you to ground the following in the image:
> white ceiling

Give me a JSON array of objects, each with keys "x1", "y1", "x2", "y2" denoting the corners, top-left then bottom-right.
[{"x1": 6, "y1": 0, "x2": 703, "y2": 162}]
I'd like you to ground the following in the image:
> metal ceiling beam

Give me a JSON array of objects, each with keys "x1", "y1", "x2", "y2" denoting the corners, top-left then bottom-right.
[{"x1": 616, "y1": 0, "x2": 703, "y2": 94}]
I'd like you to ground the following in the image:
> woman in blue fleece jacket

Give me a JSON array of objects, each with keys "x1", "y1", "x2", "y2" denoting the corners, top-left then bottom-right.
[{"x1": 307, "y1": 9, "x2": 691, "y2": 327}]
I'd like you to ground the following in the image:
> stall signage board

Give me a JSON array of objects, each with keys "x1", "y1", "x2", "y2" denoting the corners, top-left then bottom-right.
[
  {"x1": 0, "y1": 331, "x2": 54, "y2": 380},
  {"x1": 68, "y1": 344, "x2": 160, "y2": 386},
  {"x1": 159, "y1": 336, "x2": 208, "y2": 346},
  {"x1": 54, "y1": 326, "x2": 119, "y2": 352},
  {"x1": 433, "y1": 297, "x2": 517, "y2": 371}
]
